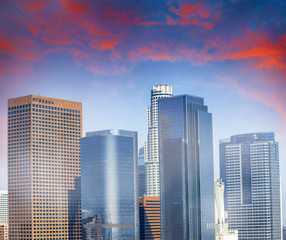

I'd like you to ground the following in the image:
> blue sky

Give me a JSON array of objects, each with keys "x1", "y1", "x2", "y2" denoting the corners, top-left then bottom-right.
[{"x1": 1, "y1": 0, "x2": 286, "y2": 222}]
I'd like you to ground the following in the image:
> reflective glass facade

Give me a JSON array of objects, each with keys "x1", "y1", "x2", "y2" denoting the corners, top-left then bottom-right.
[
  {"x1": 159, "y1": 95, "x2": 215, "y2": 240},
  {"x1": 81, "y1": 130, "x2": 139, "y2": 240},
  {"x1": 220, "y1": 133, "x2": 282, "y2": 240}
]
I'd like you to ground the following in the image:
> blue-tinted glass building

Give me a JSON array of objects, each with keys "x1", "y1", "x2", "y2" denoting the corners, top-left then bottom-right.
[
  {"x1": 220, "y1": 132, "x2": 282, "y2": 239},
  {"x1": 159, "y1": 95, "x2": 215, "y2": 240},
  {"x1": 81, "y1": 129, "x2": 139, "y2": 240}
]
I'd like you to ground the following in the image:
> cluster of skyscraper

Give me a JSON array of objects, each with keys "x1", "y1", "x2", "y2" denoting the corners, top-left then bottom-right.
[{"x1": 3, "y1": 85, "x2": 283, "y2": 240}]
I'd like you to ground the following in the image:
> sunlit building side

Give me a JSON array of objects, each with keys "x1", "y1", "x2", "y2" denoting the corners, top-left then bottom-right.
[
  {"x1": 8, "y1": 95, "x2": 82, "y2": 239},
  {"x1": 139, "y1": 196, "x2": 161, "y2": 240}
]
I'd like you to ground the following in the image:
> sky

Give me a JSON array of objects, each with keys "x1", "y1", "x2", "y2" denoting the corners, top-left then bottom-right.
[{"x1": 0, "y1": 0, "x2": 286, "y2": 222}]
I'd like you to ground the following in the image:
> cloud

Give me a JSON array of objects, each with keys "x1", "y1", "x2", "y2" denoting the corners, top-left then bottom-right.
[
  {"x1": 218, "y1": 75, "x2": 286, "y2": 133},
  {"x1": 16, "y1": 0, "x2": 50, "y2": 12},
  {"x1": 61, "y1": 1, "x2": 90, "y2": 15},
  {"x1": 167, "y1": 2, "x2": 219, "y2": 28},
  {"x1": 107, "y1": 9, "x2": 160, "y2": 26},
  {"x1": 1, "y1": 0, "x2": 285, "y2": 82},
  {"x1": 0, "y1": 39, "x2": 15, "y2": 53},
  {"x1": 216, "y1": 32, "x2": 286, "y2": 70},
  {"x1": 91, "y1": 39, "x2": 119, "y2": 50}
]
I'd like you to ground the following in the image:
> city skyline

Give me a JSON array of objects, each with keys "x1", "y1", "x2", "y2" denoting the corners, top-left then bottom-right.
[{"x1": 0, "y1": 0, "x2": 286, "y2": 224}]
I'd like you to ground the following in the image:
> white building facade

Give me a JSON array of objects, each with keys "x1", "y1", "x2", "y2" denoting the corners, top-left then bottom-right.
[
  {"x1": 0, "y1": 191, "x2": 8, "y2": 225},
  {"x1": 215, "y1": 179, "x2": 238, "y2": 240},
  {"x1": 145, "y1": 85, "x2": 173, "y2": 196}
]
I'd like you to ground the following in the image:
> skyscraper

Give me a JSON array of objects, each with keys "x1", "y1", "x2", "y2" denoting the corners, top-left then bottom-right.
[
  {"x1": 214, "y1": 179, "x2": 238, "y2": 240},
  {"x1": 220, "y1": 132, "x2": 282, "y2": 239},
  {"x1": 138, "y1": 147, "x2": 145, "y2": 197},
  {"x1": 139, "y1": 196, "x2": 161, "y2": 240},
  {"x1": 0, "y1": 191, "x2": 8, "y2": 225},
  {"x1": 159, "y1": 94, "x2": 215, "y2": 240},
  {"x1": 0, "y1": 191, "x2": 8, "y2": 240},
  {"x1": 81, "y1": 129, "x2": 139, "y2": 240},
  {"x1": 139, "y1": 165, "x2": 145, "y2": 198},
  {"x1": 145, "y1": 85, "x2": 173, "y2": 196},
  {"x1": 0, "y1": 223, "x2": 8, "y2": 240},
  {"x1": 8, "y1": 95, "x2": 82, "y2": 239}
]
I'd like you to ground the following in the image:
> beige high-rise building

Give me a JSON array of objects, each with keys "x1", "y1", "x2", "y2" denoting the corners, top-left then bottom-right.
[
  {"x1": 8, "y1": 95, "x2": 82, "y2": 239},
  {"x1": 0, "y1": 223, "x2": 8, "y2": 240}
]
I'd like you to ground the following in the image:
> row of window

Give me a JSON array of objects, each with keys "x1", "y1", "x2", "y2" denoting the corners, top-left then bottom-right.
[
  {"x1": 32, "y1": 103, "x2": 80, "y2": 113},
  {"x1": 9, "y1": 104, "x2": 31, "y2": 111}
]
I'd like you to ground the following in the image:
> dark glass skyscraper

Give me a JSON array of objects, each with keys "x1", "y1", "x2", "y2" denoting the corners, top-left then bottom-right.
[
  {"x1": 159, "y1": 95, "x2": 215, "y2": 240},
  {"x1": 81, "y1": 129, "x2": 139, "y2": 240},
  {"x1": 220, "y1": 132, "x2": 282, "y2": 239}
]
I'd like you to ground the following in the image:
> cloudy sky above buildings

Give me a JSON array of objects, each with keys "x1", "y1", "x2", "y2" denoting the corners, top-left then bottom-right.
[{"x1": 1, "y1": 0, "x2": 286, "y2": 220}]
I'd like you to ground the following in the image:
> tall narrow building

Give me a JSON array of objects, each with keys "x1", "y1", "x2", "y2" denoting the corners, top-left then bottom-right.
[
  {"x1": 0, "y1": 191, "x2": 8, "y2": 225},
  {"x1": 145, "y1": 85, "x2": 173, "y2": 196},
  {"x1": 138, "y1": 147, "x2": 145, "y2": 198},
  {"x1": 0, "y1": 191, "x2": 8, "y2": 240},
  {"x1": 81, "y1": 130, "x2": 139, "y2": 240},
  {"x1": 159, "y1": 94, "x2": 215, "y2": 239},
  {"x1": 8, "y1": 95, "x2": 82, "y2": 239},
  {"x1": 220, "y1": 132, "x2": 282, "y2": 239},
  {"x1": 214, "y1": 179, "x2": 238, "y2": 240}
]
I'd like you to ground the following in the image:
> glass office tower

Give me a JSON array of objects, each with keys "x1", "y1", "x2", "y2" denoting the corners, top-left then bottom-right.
[
  {"x1": 220, "y1": 132, "x2": 282, "y2": 240},
  {"x1": 159, "y1": 95, "x2": 215, "y2": 240},
  {"x1": 8, "y1": 95, "x2": 82, "y2": 239},
  {"x1": 81, "y1": 130, "x2": 139, "y2": 240}
]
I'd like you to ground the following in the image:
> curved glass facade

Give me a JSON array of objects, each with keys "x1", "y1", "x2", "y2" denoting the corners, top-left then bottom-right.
[
  {"x1": 81, "y1": 130, "x2": 139, "y2": 240},
  {"x1": 159, "y1": 95, "x2": 215, "y2": 240}
]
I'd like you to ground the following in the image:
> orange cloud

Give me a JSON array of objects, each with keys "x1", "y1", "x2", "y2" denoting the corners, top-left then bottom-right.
[
  {"x1": 91, "y1": 39, "x2": 119, "y2": 50},
  {"x1": 42, "y1": 37, "x2": 70, "y2": 45},
  {"x1": 61, "y1": 1, "x2": 90, "y2": 15},
  {"x1": 79, "y1": 22, "x2": 112, "y2": 37},
  {"x1": 167, "y1": 2, "x2": 217, "y2": 28},
  {"x1": 214, "y1": 32, "x2": 286, "y2": 69}
]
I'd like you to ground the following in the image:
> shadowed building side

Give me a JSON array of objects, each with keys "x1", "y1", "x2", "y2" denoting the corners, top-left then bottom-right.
[{"x1": 159, "y1": 95, "x2": 215, "y2": 240}]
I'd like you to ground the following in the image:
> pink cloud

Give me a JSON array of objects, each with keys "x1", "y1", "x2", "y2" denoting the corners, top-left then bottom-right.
[
  {"x1": 218, "y1": 75, "x2": 286, "y2": 131},
  {"x1": 91, "y1": 39, "x2": 119, "y2": 50},
  {"x1": 167, "y1": 2, "x2": 219, "y2": 28},
  {"x1": 107, "y1": 9, "x2": 160, "y2": 26}
]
